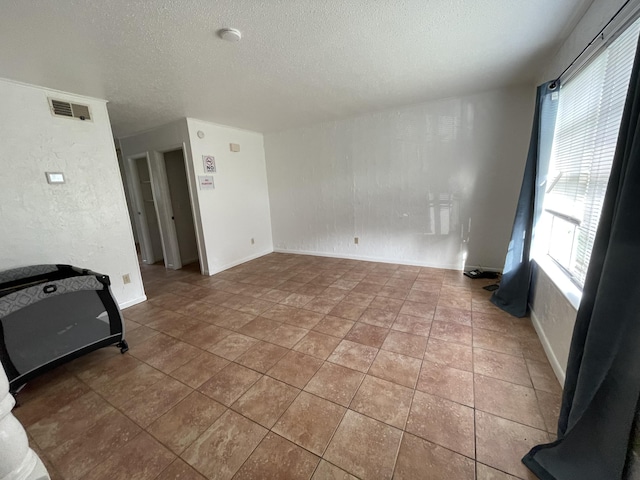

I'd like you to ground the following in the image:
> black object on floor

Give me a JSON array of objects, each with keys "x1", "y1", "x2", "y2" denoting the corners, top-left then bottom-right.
[
  {"x1": 464, "y1": 269, "x2": 499, "y2": 279},
  {"x1": 483, "y1": 284, "x2": 500, "y2": 291},
  {"x1": 0, "y1": 264, "x2": 126, "y2": 394}
]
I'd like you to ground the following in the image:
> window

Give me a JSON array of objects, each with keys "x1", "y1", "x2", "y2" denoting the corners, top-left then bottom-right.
[{"x1": 539, "y1": 17, "x2": 640, "y2": 287}]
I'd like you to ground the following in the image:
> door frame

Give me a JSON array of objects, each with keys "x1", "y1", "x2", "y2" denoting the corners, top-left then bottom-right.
[
  {"x1": 125, "y1": 143, "x2": 206, "y2": 273},
  {"x1": 125, "y1": 152, "x2": 165, "y2": 265}
]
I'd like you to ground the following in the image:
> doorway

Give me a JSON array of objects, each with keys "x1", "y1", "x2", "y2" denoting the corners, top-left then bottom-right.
[
  {"x1": 135, "y1": 156, "x2": 163, "y2": 264},
  {"x1": 125, "y1": 147, "x2": 200, "y2": 272},
  {"x1": 163, "y1": 149, "x2": 199, "y2": 267}
]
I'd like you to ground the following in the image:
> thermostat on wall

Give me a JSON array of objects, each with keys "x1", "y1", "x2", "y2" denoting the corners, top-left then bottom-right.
[{"x1": 45, "y1": 172, "x2": 65, "y2": 184}]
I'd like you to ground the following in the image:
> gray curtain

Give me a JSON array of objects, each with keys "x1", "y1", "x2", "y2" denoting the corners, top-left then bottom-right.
[
  {"x1": 490, "y1": 82, "x2": 559, "y2": 317},
  {"x1": 523, "y1": 35, "x2": 640, "y2": 480}
]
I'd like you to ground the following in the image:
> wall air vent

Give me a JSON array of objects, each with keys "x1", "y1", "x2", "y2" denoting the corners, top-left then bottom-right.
[{"x1": 49, "y1": 98, "x2": 92, "y2": 121}]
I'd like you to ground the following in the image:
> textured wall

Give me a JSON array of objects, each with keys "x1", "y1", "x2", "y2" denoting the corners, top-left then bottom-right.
[
  {"x1": 186, "y1": 119, "x2": 273, "y2": 274},
  {"x1": 264, "y1": 86, "x2": 534, "y2": 270},
  {"x1": 0, "y1": 79, "x2": 144, "y2": 308}
]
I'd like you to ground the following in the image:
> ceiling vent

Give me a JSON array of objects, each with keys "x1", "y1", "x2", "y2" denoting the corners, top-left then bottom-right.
[{"x1": 49, "y1": 98, "x2": 92, "y2": 121}]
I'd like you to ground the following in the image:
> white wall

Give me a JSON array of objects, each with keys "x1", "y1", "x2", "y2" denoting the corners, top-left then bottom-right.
[
  {"x1": 185, "y1": 119, "x2": 273, "y2": 273},
  {"x1": 264, "y1": 86, "x2": 535, "y2": 270},
  {"x1": 530, "y1": 0, "x2": 632, "y2": 384},
  {"x1": 120, "y1": 118, "x2": 274, "y2": 276},
  {"x1": 0, "y1": 78, "x2": 144, "y2": 308}
]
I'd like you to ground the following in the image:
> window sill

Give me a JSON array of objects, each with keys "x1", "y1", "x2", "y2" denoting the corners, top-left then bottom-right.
[{"x1": 532, "y1": 255, "x2": 582, "y2": 311}]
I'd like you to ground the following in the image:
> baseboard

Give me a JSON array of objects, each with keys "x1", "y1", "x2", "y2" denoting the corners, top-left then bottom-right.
[
  {"x1": 208, "y1": 248, "x2": 274, "y2": 276},
  {"x1": 119, "y1": 295, "x2": 147, "y2": 310},
  {"x1": 529, "y1": 306, "x2": 566, "y2": 386},
  {"x1": 272, "y1": 247, "x2": 501, "y2": 272}
]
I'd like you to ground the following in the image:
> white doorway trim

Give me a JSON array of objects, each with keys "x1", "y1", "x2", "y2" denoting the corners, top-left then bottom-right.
[
  {"x1": 124, "y1": 143, "x2": 208, "y2": 274},
  {"x1": 125, "y1": 153, "x2": 165, "y2": 266}
]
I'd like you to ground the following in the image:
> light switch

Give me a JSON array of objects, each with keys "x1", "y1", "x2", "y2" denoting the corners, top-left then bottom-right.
[
  {"x1": 46, "y1": 172, "x2": 65, "y2": 184},
  {"x1": 230, "y1": 143, "x2": 240, "y2": 152}
]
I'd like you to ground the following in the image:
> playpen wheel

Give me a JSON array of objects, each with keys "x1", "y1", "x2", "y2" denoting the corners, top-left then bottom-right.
[{"x1": 117, "y1": 340, "x2": 129, "y2": 354}]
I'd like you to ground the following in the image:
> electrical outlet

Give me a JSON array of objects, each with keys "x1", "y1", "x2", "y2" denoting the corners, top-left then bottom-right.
[
  {"x1": 354, "y1": 237, "x2": 359, "y2": 245},
  {"x1": 122, "y1": 274, "x2": 131, "y2": 284},
  {"x1": 251, "y1": 238, "x2": 255, "y2": 245}
]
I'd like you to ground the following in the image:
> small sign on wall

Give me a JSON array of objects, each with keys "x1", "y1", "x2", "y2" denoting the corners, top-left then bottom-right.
[
  {"x1": 202, "y1": 155, "x2": 216, "y2": 173},
  {"x1": 198, "y1": 175, "x2": 215, "y2": 190}
]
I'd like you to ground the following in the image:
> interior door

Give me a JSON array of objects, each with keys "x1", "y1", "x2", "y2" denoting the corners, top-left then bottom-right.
[
  {"x1": 164, "y1": 149, "x2": 199, "y2": 266},
  {"x1": 134, "y1": 156, "x2": 164, "y2": 264}
]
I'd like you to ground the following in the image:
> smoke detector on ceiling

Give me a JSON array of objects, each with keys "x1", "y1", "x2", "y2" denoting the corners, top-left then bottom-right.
[{"x1": 218, "y1": 28, "x2": 242, "y2": 42}]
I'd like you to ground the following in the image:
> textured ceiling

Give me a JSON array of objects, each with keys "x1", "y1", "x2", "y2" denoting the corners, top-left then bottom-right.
[{"x1": 0, "y1": 0, "x2": 591, "y2": 136}]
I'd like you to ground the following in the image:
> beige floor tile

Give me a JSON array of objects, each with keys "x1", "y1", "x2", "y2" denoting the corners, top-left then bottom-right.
[
  {"x1": 417, "y1": 361, "x2": 474, "y2": 407},
  {"x1": 273, "y1": 391, "x2": 346, "y2": 455},
  {"x1": 526, "y1": 358, "x2": 562, "y2": 394},
  {"x1": 313, "y1": 315, "x2": 355, "y2": 338},
  {"x1": 345, "y1": 322, "x2": 389, "y2": 348},
  {"x1": 198, "y1": 362, "x2": 262, "y2": 406},
  {"x1": 238, "y1": 316, "x2": 280, "y2": 339},
  {"x1": 475, "y1": 410, "x2": 550, "y2": 478},
  {"x1": 328, "y1": 339, "x2": 378, "y2": 372},
  {"x1": 473, "y1": 328, "x2": 523, "y2": 356},
  {"x1": 359, "y1": 307, "x2": 398, "y2": 328},
  {"x1": 182, "y1": 410, "x2": 267, "y2": 480},
  {"x1": 169, "y1": 352, "x2": 229, "y2": 388},
  {"x1": 476, "y1": 463, "x2": 522, "y2": 479},
  {"x1": 232, "y1": 376, "x2": 299, "y2": 428},
  {"x1": 95, "y1": 363, "x2": 168, "y2": 408},
  {"x1": 406, "y1": 289, "x2": 439, "y2": 305},
  {"x1": 304, "y1": 297, "x2": 341, "y2": 314},
  {"x1": 433, "y1": 306, "x2": 472, "y2": 326},
  {"x1": 368, "y1": 350, "x2": 421, "y2": 388},
  {"x1": 474, "y1": 348, "x2": 532, "y2": 387},
  {"x1": 263, "y1": 323, "x2": 310, "y2": 348},
  {"x1": 262, "y1": 303, "x2": 298, "y2": 322},
  {"x1": 282, "y1": 292, "x2": 317, "y2": 308},
  {"x1": 329, "y1": 301, "x2": 367, "y2": 321},
  {"x1": 399, "y1": 300, "x2": 435, "y2": 319},
  {"x1": 155, "y1": 459, "x2": 207, "y2": 480},
  {"x1": 350, "y1": 375, "x2": 413, "y2": 428},
  {"x1": 324, "y1": 410, "x2": 402, "y2": 480},
  {"x1": 236, "y1": 340, "x2": 289, "y2": 372},
  {"x1": 178, "y1": 323, "x2": 232, "y2": 350},
  {"x1": 381, "y1": 330, "x2": 427, "y2": 358},
  {"x1": 472, "y1": 311, "x2": 514, "y2": 334},
  {"x1": 304, "y1": 362, "x2": 364, "y2": 407},
  {"x1": 293, "y1": 331, "x2": 342, "y2": 360},
  {"x1": 234, "y1": 432, "x2": 320, "y2": 479},
  {"x1": 391, "y1": 314, "x2": 432, "y2": 336},
  {"x1": 28, "y1": 391, "x2": 115, "y2": 451},
  {"x1": 475, "y1": 375, "x2": 545, "y2": 429},
  {"x1": 83, "y1": 432, "x2": 175, "y2": 480},
  {"x1": 120, "y1": 376, "x2": 191, "y2": 427},
  {"x1": 311, "y1": 460, "x2": 358, "y2": 480},
  {"x1": 394, "y1": 433, "x2": 475, "y2": 480},
  {"x1": 289, "y1": 309, "x2": 326, "y2": 329},
  {"x1": 267, "y1": 350, "x2": 324, "y2": 388},
  {"x1": 430, "y1": 320, "x2": 473, "y2": 346},
  {"x1": 536, "y1": 389, "x2": 562, "y2": 433},
  {"x1": 424, "y1": 338, "x2": 473, "y2": 372},
  {"x1": 342, "y1": 292, "x2": 375, "y2": 307},
  {"x1": 369, "y1": 296, "x2": 404, "y2": 313},
  {"x1": 147, "y1": 391, "x2": 226, "y2": 454},
  {"x1": 48, "y1": 410, "x2": 141, "y2": 480},
  {"x1": 406, "y1": 390, "x2": 475, "y2": 458}
]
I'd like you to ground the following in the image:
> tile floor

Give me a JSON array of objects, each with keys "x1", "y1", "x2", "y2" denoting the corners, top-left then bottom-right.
[{"x1": 14, "y1": 253, "x2": 563, "y2": 480}]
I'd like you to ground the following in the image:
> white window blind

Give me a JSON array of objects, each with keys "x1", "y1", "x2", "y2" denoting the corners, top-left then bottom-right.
[{"x1": 543, "y1": 17, "x2": 640, "y2": 287}]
